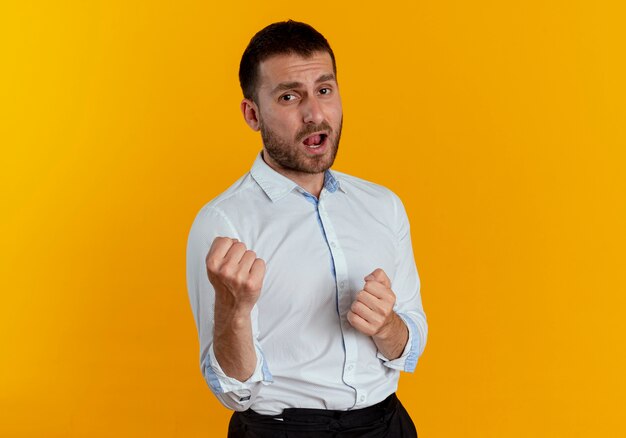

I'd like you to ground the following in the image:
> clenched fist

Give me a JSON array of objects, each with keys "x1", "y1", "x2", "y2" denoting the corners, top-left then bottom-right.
[
  {"x1": 206, "y1": 237, "x2": 266, "y2": 313},
  {"x1": 347, "y1": 268, "x2": 397, "y2": 337},
  {"x1": 347, "y1": 268, "x2": 408, "y2": 360}
]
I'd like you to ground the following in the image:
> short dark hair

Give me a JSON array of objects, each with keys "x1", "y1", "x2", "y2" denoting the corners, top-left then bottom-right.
[{"x1": 239, "y1": 20, "x2": 337, "y2": 102}]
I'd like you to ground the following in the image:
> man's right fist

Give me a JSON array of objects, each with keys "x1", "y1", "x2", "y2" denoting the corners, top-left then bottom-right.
[{"x1": 206, "y1": 237, "x2": 265, "y2": 311}]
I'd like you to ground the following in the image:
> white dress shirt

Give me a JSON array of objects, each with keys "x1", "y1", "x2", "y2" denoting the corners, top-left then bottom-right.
[{"x1": 186, "y1": 152, "x2": 427, "y2": 415}]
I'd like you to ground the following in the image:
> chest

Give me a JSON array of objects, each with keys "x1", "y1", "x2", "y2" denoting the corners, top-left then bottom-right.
[{"x1": 237, "y1": 196, "x2": 398, "y2": 305}]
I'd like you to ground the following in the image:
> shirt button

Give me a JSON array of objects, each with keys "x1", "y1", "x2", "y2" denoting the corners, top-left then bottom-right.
[
  {"x1": 346, "y1": 364, "x2": 354, "y2": 371},
  {"x1": 359, "y1": 395, "x2": 365, "y2": 402},
  {"x1": 339, "y1": 281, "x2": 345, "y2": 288},
  {"x1": 330, "y1": 241, "x2": 336, "y2": 248}
]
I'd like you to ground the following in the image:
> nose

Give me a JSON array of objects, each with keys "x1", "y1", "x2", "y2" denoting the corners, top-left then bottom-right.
[{"x1": 302, "y1": 96, "x2": 325, "y2": 125}]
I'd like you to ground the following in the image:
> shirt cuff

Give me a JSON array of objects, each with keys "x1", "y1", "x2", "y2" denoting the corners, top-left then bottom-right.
[
  {"x1": 204, "y1": 343, "x2": 273, "y2": 398},
  {"x1": 377, "y1": 313, "x2": 421, "y2": 372}
]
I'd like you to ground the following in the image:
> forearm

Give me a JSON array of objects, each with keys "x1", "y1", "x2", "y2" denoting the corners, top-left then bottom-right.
[
  {"x1": 213, "y1": 302, "x2": 257, "y2": 382},
  {"x1": 372, "y1": 312, "x2": 409, "y2": 360},
  {"x1": 205, "y1": 237, "x2": 266, "y2": 382}
]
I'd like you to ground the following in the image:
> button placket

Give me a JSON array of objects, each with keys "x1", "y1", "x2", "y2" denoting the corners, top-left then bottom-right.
[{"x1": 318, "y1": 200, "x2": 359, "y2": 396}]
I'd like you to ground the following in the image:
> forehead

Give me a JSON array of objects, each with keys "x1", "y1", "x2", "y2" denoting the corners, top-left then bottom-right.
[{"x1": 257, "y1": 51, "x2": 335, "y2": 91}]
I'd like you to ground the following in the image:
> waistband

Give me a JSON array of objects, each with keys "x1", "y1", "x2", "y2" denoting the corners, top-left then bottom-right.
[{"x1": 237, "y1": 393, "x2": 399, "y2": 432}]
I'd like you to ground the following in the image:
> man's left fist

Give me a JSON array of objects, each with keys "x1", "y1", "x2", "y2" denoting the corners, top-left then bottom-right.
[{"x1": 347, "y1": 268, "x2": 396, "y2": 337}]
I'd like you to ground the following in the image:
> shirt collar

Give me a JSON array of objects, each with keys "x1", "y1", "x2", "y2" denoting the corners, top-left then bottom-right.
[{"x1": 250, "y1": 151, "x2": 345, "y2": 202}]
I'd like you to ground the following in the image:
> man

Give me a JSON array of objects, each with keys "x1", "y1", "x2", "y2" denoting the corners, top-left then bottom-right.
[{"x1": 186, "y1": 20, "x2": 427, "y2": 437}]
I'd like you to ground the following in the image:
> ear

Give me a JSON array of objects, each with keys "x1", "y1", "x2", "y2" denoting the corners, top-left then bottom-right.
[{"x1": 241, "y1": 98, "x2": 260, "y2": 131}]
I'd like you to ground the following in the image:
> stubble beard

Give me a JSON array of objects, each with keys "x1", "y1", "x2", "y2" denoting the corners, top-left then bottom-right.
[{"x1": 260, "y1": 117, "x2": 342, "y2": 175}]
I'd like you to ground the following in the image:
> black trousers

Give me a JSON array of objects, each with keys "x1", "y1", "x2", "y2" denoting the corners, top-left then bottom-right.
[{"x1": 227, "y1": 393, "x2": 417, "y2": 437}]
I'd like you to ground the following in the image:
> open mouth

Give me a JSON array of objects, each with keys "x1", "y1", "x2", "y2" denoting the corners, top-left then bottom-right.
[{"x1": 302, "y1": 133, "x2": 328, "y2": 149}]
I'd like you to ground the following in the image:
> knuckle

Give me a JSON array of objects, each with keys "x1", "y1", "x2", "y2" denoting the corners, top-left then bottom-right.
[
  {"x1": 232, "y1": 242, "x2": 246, "y2": 251},
  {"x1": 235, "y1": 271, "x2": 248, "y2": 285},
  {"x1": 382, "y1": 302, "x2": 393, "y2": 315},
  {"x1": 212, "y1": 236, "x2": 229, "y2": 249},
  {"x1": 206, "y1": 256, "x2": 218, "y2": 272},
  {"x1": 206, "y1": 260, "x2": 224, "y2": 277},
  {"x1": 244, "y1": 277, "x2": 259, "y2": 292},
  {"x1": 217, "y1": 263, "x2": 235, "y2": 279},
  {"x1": 255, "y1": 258, "x2": 267, "y2": 271}
]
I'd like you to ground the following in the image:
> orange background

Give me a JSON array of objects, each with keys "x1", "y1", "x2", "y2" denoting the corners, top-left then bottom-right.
[{"x1": 2, "y1": 1, "x2": 625, "y2": 437}]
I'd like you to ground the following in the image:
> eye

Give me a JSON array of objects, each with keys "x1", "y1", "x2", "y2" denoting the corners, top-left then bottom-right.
[
  {"x1": 319, "y1": 87, "x2": 332, "y2": 95},
  {"x1": 280, "y1": 94, "x2": 297, "y2": 102}
]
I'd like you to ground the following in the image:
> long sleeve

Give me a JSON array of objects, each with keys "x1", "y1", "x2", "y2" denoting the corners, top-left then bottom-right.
[
  {"x1": 186, "y1": 205, "x2": 273, "y2": 410},
  {"x1": 377, "y1": 192, "x2": 428, "y2": 372}
]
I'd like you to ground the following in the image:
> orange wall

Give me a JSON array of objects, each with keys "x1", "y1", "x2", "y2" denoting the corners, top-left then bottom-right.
[{"x1": 1, "y1": 1, "x2": 625, "y2": 436}]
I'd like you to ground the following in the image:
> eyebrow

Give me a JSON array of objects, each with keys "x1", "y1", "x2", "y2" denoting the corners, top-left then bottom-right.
[{"x1": 271, "y1": 74, "x2": 337, "y2": 95}]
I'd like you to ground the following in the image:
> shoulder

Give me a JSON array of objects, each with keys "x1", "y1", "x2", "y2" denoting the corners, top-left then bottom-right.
[
  {"x1": 189, "y1": 171, "x2": 261, "y2": 237},
  {"x1": 193, "y1": 172, "x2": 258, "y2": 220},
  {"x1": 331, "y1": 170, "x2": 411, "y2": 237},
  {"x1": 331, "y1": 169, "x2": 404, "y2": 208}
]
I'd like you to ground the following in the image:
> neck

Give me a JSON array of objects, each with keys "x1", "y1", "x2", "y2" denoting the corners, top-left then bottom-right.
[{"x1": 262, "y1": 152, "x2": 325, "y2": 198}]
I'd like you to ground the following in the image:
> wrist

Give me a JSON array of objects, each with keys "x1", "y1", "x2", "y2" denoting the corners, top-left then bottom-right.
[
  {"x1": 216, "y1": 310, "x2": 252, "y2": 330},
  {"x1": 214, "y1": 300, "x2": 253, "y2": 334},
  {"x1": 374, "y1": 312, "x2": 401, "y2": 341},
  {"x1": 214, "y1": 285, "x2": 258, "y2": 312}
]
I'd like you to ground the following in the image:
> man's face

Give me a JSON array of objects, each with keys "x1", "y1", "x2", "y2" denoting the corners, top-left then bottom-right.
[{"x1": 253, "y1": 51, "x2": 343, "y2": 175}]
